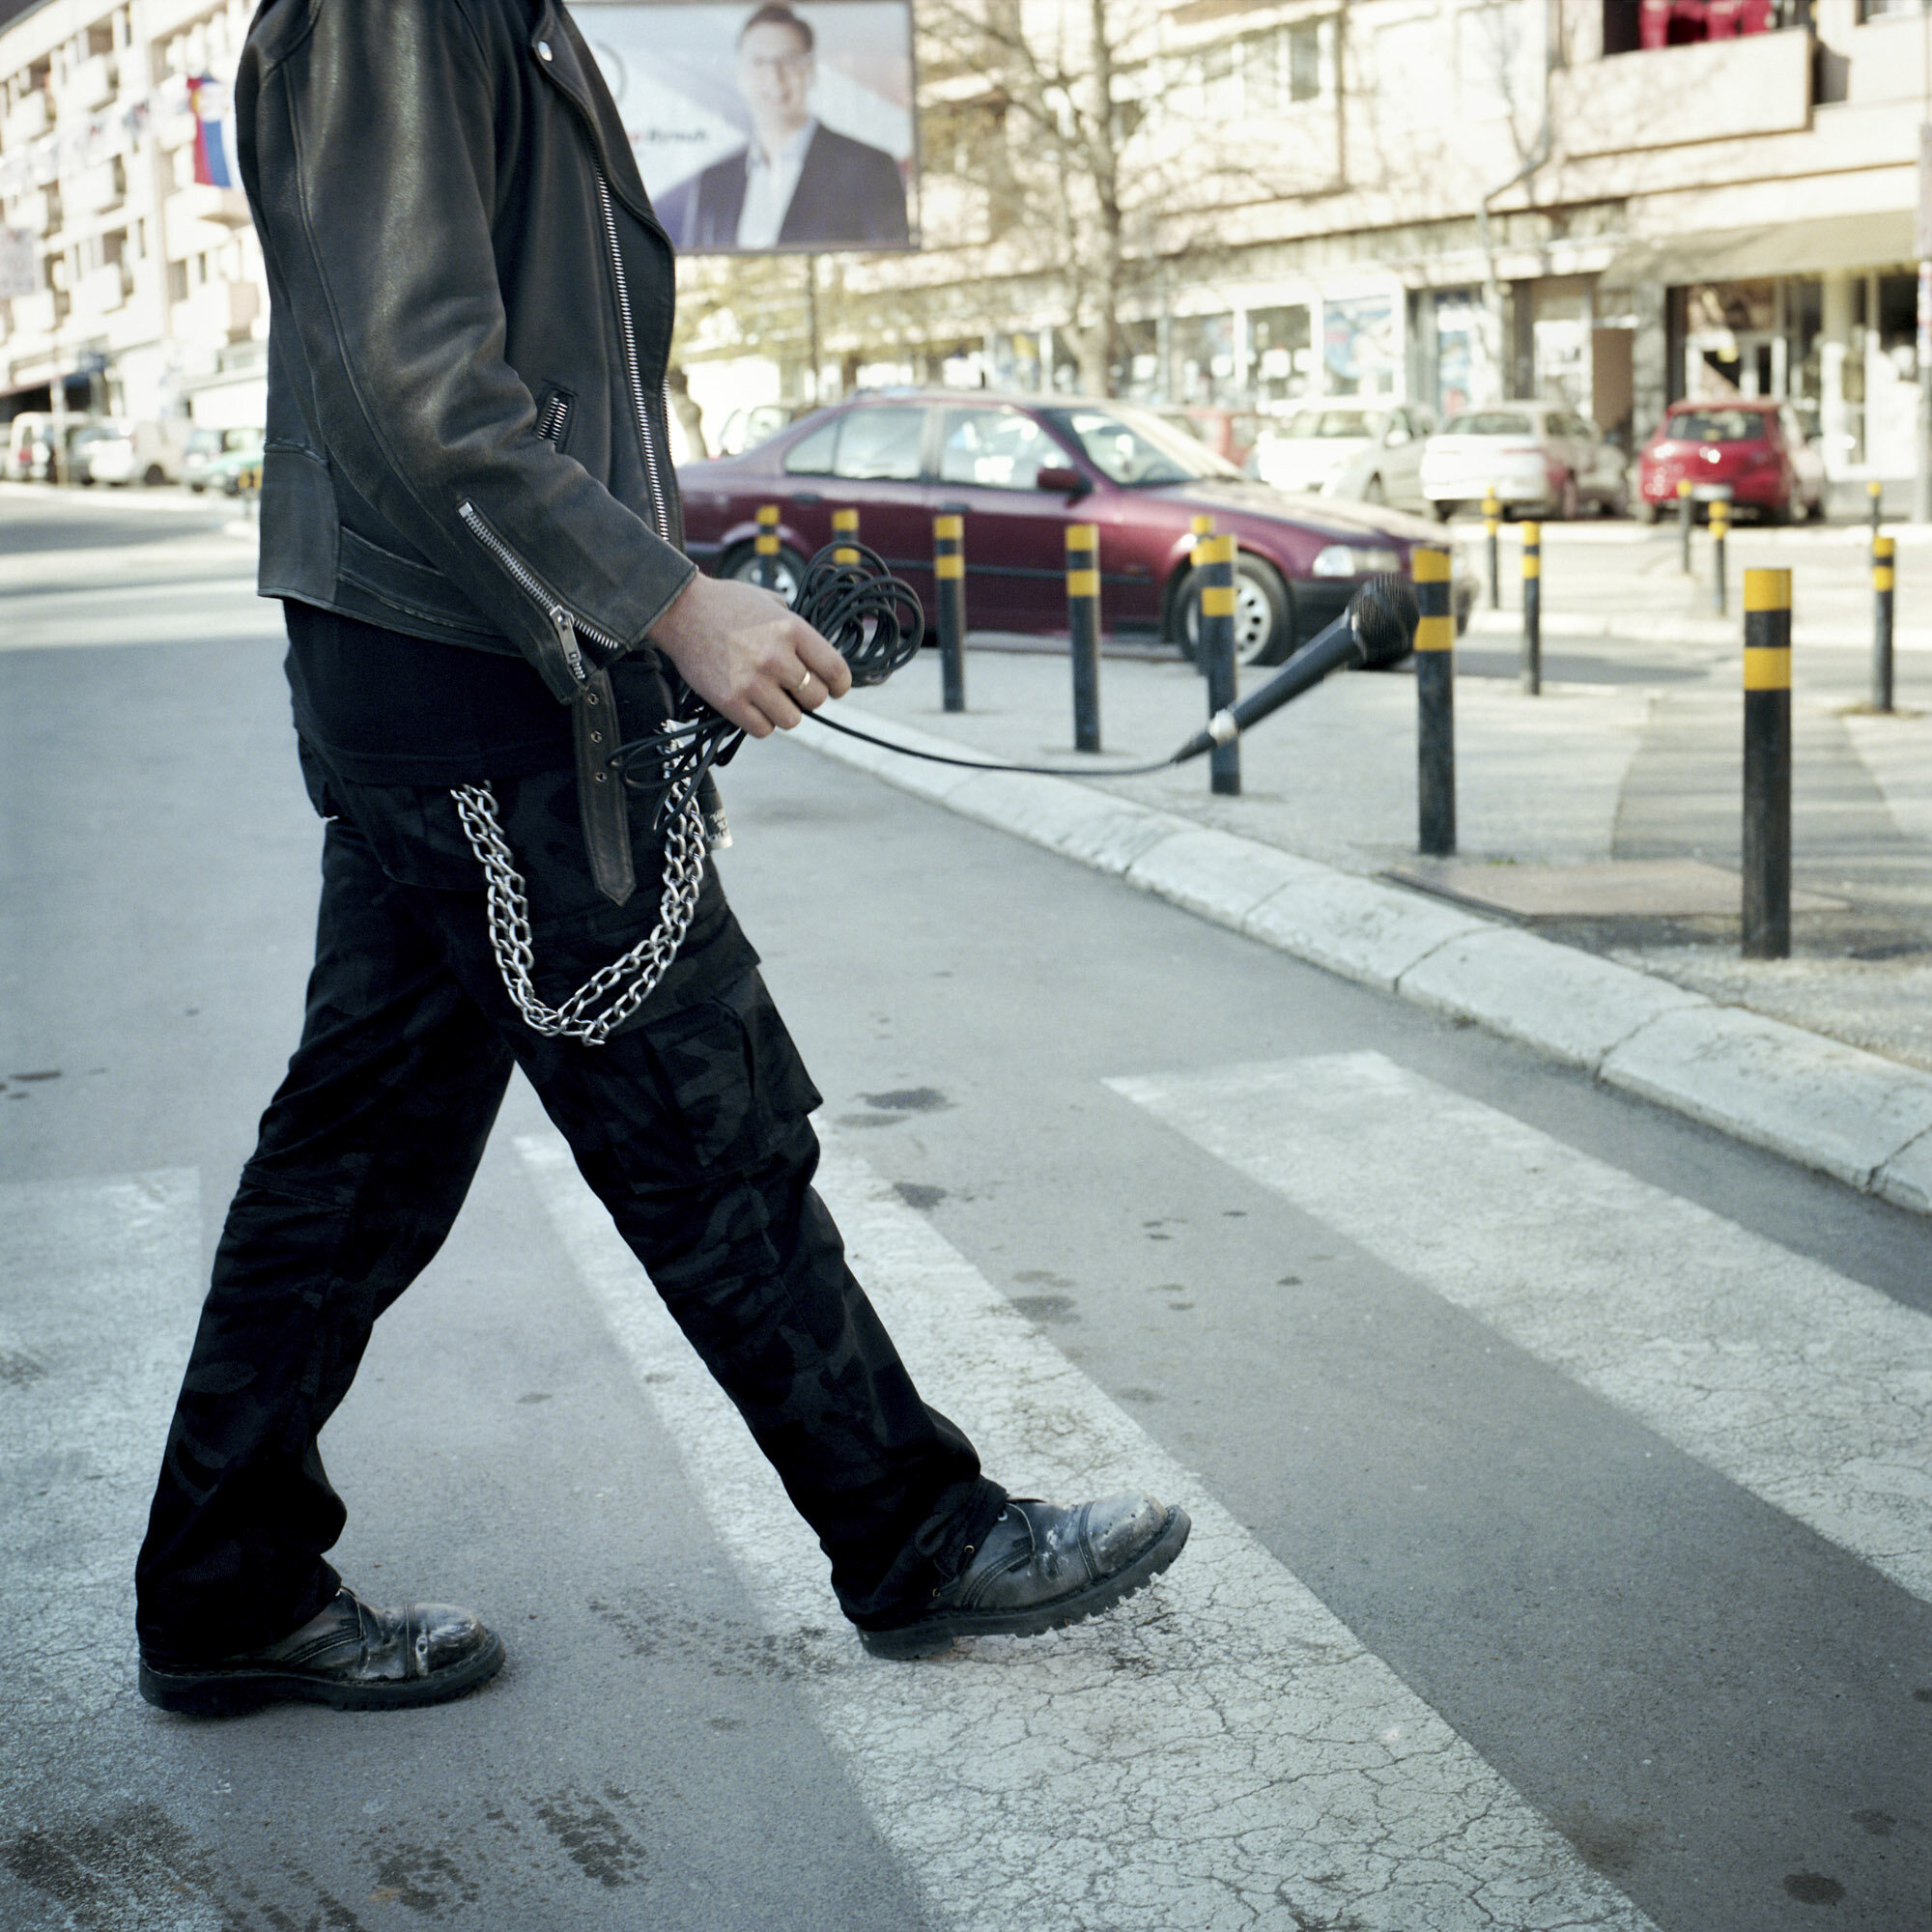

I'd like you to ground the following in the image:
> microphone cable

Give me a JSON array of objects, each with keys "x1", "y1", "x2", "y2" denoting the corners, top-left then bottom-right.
[{"x1": 610, "y1": 542, "x2": 1418, "y2": 807}]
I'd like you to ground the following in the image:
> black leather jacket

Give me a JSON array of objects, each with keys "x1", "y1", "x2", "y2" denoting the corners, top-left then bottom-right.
[{"x1": 238, "y1": 0, "x2": 696, "y2": 703}]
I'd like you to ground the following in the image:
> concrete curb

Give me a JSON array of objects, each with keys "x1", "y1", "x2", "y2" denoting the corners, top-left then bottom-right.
[{"x1": 798, "y1": 706, "x2": 1932, "y2": 1218}]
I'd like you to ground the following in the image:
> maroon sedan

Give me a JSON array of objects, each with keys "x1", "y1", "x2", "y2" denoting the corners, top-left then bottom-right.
[
  {"x1": 676, "y1": 390, "x2": 1468, "y2": 665},
  {"x1": 1635, "y1": 401, "x2": 1825, "y2": 524}
]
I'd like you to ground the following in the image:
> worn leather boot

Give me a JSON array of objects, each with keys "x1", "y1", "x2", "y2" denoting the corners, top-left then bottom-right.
[
  {"x1": 861, "y1": 1493, "x2": 1190, "y2": 1659},
  {"x1": 138, "y1": 1588, "x2": 505, "y2": 1716}
]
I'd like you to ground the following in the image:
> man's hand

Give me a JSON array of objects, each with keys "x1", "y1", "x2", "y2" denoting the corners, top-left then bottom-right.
[{"x1": 648, "y1": 572, "x2": 852, "y2": 737}]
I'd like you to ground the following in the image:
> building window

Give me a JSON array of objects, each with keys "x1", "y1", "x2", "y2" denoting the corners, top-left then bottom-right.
[
  {"x1": 1249, "y1": 304, "x2": 1314, "y2": 406},
  {"x1": 167, "y1": 259, "x2": 188, "y2": 303},
  {"x1": 1605, "y1": 0, "x2": 1806, "y2": 53}
]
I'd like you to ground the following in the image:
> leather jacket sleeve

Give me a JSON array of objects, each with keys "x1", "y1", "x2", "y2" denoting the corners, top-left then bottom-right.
[{"x1": 237, "y1": 0, "x2": 696, "y2": 698}]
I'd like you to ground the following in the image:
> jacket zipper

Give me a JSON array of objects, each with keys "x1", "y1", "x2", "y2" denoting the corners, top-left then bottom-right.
[
  {"x1": 537, "y1": 391, "x2": 571, "y2": 446},
  {"x1": 593, "y1": 170, "x2": 670, "y2": 542},
  {"x1": 457, "y1": 498, "x2": 626, "y2": 682}
]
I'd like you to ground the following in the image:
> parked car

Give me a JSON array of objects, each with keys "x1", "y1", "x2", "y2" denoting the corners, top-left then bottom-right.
[
  {"x1": 1420, "y1": 403, "x2": 1629, "y2": 520},
  {"x1": 65, "y1": 421, "x2": 121, "y2": 485},
  {"x1": 1248, "y1": 405, "x2": 1435, "y2": 509},
  {"x1": 6, "y1": 412, "x2": 108, "y2": 483},
  {"x1": 1155, "y1": 405, "x2": 1268, "y2": 472},
  {"x1": 1634, "y1": 400, "x2": 1825, "y2": 524},
  {"x1": 713, "y1": 402, "x2": 805, "y2": 457},
  {"x1": 677, "y1": 390, "x2": 1473, "y2": 667},
  {"x1": 84, "y1": 417, "x2": 191, "y2": 487},
  {"x1": 196, "y1": 428, "x2": 266, "y2": 496},
  {"x1": 182, "y1": 427, "x2": 230, "y2": 492}
]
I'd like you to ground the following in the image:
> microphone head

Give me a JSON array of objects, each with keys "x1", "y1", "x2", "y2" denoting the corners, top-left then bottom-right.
[{"x1": 1350, "y1": 575, "x2": 1422, "y2": 668}]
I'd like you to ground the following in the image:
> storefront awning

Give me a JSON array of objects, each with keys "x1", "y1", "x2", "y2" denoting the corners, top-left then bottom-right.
[{"x1": 1600, "y1": 211, "x2": 1918, "y2": 289}]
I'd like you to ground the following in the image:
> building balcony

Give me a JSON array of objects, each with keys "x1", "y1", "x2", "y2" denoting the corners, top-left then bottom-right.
[
  {"x1": 173, "y1": 276, "x2": 262, "y2": 346},
  {"x1": 74, "y1": 261, "x2": 129, "y2": 317},
  {"x1": 9, "y1": 288, "x2": 56, "y2": 337},
  {"x1": 11, "y1": 188, "x2": 54, "y2": 235},
  {"x1": 68, "y1": 162, "x2": 125, "y2": 218},
  {"x1": 3, "y1": 90, "x2": 49, "y2": 147},
  {"x1": 1551, "y1": 26, "x2": 1811, "y2": 159},
  {"x1": 173, "y1": 184, "x2": 253, "y2": 229},
  {"x1": 56, "y1": 54, "x2": 119, "y2": 119}
]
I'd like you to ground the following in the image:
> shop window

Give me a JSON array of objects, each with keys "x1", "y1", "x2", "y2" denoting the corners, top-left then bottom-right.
[
  {"x1": 1172, "y1": 313, "x2": 1237, "y2": 407},
  {"x1": 1248, "y1": 304, "x2": 1313, "y2": 407},
  {"x1": 1323, "y1": 296, "x2": 1397, "y2": 399}
]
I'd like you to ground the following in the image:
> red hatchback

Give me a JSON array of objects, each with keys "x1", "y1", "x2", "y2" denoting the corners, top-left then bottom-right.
[
  {"x1": 1635, "y1": 401, "x2": 1825, "y2": 524},
  {"x1": 676, "y1": 391, "x2": 1468, "y2": 665}
]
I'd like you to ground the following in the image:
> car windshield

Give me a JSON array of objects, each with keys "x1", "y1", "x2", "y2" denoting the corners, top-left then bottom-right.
[
  {"x1": 186, "y1": 430, "x2": 223, "y2": 454},
  {"x1": 1440, "y1": 412, "x2": 1536, "y2": 437},
  {"x1": 1281, "y1": 410, "x2": 1377, "y2": 439},
  {"x1": 1664, "y1": 410, "x2": 1768, "y2": 443},
  {"x1": 1041, "y1": 404, "x2": 1240, "y2": 486}
]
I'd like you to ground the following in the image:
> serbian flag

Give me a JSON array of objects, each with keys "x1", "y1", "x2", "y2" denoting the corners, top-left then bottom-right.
[{"x1": 187, "y1": 76, "x2": 237, "y2": 188}]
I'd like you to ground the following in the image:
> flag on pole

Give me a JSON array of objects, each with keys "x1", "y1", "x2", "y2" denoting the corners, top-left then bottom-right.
[{"x1": 187, "y1": 76, "x2": 237, "y2": 189}]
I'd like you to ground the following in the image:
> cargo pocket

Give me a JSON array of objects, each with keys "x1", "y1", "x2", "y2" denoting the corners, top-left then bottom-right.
[{"x1": 639, "y1": 966, "x2": 822, "y2": 1175}]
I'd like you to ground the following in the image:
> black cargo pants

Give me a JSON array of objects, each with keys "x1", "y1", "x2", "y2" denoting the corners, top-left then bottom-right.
[{"x1": 134, "y1": 745, "x2": 1006, "y2": 1666}]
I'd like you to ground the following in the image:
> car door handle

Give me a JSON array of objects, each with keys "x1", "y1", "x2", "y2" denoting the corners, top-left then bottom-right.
[{"x1": 791, "y1": 492, "x2": 823, "y2": 504}]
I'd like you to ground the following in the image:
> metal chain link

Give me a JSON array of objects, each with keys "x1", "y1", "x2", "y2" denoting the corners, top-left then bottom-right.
[{"x1": 450, "y1": 764, "x2": 705, "y2": 1046}]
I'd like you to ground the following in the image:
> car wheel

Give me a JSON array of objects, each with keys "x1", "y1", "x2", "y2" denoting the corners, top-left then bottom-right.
[
  {"x1": 1766, "y1": 494, "x2": 1793, "y2": 526},
  {"x1": 1432, "y1": 499, "x2": 1455, "y2": 523},
  {"x1": 724, "y1": 538, "x2": 807, "y2": 608},
  {"x1": 143, "y1": 464, "x2": 166, "y2": 487},
  {"x1": 1361, "y1": 473, "x2": 1386, "y2": 504},
  {"x1": 1179, "y1": 554, "x2": 1293, "y2": 669}
]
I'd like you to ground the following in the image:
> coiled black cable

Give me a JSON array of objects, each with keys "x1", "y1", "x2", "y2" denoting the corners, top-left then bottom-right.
[{"x1": 610, "y1": 538, "x2": 925, "y2": 828}]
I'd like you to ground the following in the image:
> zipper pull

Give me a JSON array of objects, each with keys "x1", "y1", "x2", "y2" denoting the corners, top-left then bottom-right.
[{"x1": 553, "y1": 606, "x2": 587, "y2": 684}]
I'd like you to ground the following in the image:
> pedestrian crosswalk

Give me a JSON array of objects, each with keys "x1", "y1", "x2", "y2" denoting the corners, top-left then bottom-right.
[
  {"x1": 1110, "y1": 1051, "x2": 1932, "y2": 1610},
  {"x1": 519, "y1": 1127, "x2": 1660, "y2": 1932},
  {"x1": 1, "y1": 1170, "x2": 201, "y2": 1737},
  {"x1": 11, "y1": 1050, "x2": 1927, "y2": 1929}
]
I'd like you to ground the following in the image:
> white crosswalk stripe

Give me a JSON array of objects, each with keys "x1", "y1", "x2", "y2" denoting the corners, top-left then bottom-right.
[
  {"x1": 0, "y1": 1171, "x2": 201, "y2": 1738},
  {"x1": 1111, "y1": 1051, "x2": 1932, "y2": 1608},
  {"x1": 519, "y1": 1127, "x2": 1658, "y2": 1932}
]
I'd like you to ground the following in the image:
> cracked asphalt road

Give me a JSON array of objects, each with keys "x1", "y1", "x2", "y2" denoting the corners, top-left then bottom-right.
[{"x1": 3, "y1": 494, "x2": 1927, "y2": 1930}]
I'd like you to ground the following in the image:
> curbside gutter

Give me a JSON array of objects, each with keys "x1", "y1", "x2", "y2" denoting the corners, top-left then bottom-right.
[{"x1": 797, "y1": 705, "x2": 1932, "y2": 1218}]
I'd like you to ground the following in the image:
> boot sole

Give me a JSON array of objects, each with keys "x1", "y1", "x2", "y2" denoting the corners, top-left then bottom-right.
[
  {"x1": 138, "y1": 1631, "x2": 506, "y2": 1717},
  {"x1": 861, "y1": 1505, "x2": 1191, "y2": 1660}
]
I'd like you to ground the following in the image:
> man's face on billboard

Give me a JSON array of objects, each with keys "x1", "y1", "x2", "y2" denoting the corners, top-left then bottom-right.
[{"x1": 738, "y1": 20, "x2": 814, "y2": 144}]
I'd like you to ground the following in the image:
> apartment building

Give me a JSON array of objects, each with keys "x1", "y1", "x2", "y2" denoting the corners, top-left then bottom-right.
[
  {"x1": 797, "y1": 0, "x2": 1928, "y2": 484},
  {"x1": 0, "y1": 0, "x2": 265, "y2": 432}
]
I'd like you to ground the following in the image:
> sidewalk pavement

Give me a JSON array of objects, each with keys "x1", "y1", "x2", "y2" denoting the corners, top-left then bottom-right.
[{"x1": 795, "y1": 641, "x2": 1932, "y2": 1218}]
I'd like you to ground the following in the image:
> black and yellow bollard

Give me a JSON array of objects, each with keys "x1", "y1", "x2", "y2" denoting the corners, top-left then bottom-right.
[
  {"x1": 1414, "y1": 545, "x2": 1456, "y2": 855},
  {"x1": 1869, "y1": 477, "x2": 1884, "y2": 539},
  {"x1": 1187, "y1": 513, "x2": 1214, "y2": 651},
  {"x1": 1677, "y1": 477, "x2": 1694, "y2": 573},
  {"x1": 934, "y1": 512, "x2": 967, "y2": 713},
  {"x1": 1484, "y1": 488, "x2": 1502, "y2": 609},
  {"x1": 1520, "y1": 520, "x2": 1542, "y2": 696},
  {"x1": 833, "y1": 506, "x2": 859, "y2": 564},
  {"x1": 1195, "y1": 531, "x2": 1240, "y2": 796},
  {"x1": 1873, "y1": 532, "x2": 1896, "y2": 714},
  {"x1": 1709, "y1": 494, "x2": 1730, "y2": 617},
  {"x1": 754, "y1": 503, "x2": 781, "y2": 593},
  {"x1": 1066, "y1": 523, "x2": 1102, "y2": 753},
  {"x1": 1742, "y1": 568, "x2": 1792, "y2": 960}
]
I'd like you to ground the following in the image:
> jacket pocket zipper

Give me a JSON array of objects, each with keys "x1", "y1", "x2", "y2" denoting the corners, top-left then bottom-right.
[
  {"x1": 593, "y1": 170, "x2": 670, "y2": 542},
  {"x1": 458, "y1": 498, "x2": 626, "y2": 686},
  {"x1": 537, "y1": 389, "x2": 572, "y2": 448}
]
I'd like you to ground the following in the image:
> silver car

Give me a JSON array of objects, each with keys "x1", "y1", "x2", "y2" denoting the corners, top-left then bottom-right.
[
  {"x1": 1420, "y1": 403, "x2": 1629, "y2": 521},
  {"x1": 1250, "y1": 405, "x2": 1435, "y2": 509}
]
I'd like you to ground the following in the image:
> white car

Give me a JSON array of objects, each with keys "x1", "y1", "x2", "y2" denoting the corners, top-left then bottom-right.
[
  {"x1": 1248, "y1": 405, "x2": 1435, "y2": 508},
  {"x1": 82, "y1": 418, "x2": 190, "y2": 487},
  {"x1": 1420, "y1": 403, "x2": 1629, "y2": 521}
]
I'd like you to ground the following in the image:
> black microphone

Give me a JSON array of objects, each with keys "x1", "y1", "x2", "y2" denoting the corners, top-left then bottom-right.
[{"x1": 1170, "y1": 575, "x2": 1420, "y2": 765}]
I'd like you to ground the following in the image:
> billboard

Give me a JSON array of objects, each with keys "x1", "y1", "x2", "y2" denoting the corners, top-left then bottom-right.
[{"x1": 574, "y1": 1, "x2": 918, "y2": 255}]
